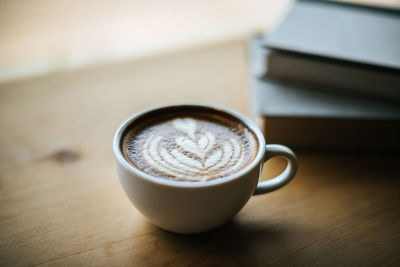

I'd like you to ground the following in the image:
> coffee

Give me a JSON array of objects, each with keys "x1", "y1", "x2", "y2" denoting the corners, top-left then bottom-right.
[{"x1": 121, "y1": 108, "x2": 258, "y2": 182}]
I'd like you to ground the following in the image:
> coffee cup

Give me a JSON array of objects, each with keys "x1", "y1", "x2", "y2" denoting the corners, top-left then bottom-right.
[{"x1": 113, "y1": 103, "x2": 297, "y2": 234}]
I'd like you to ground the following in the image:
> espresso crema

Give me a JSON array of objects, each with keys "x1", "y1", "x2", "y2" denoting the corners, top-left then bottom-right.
[{"x1": 122, "y1": 111, "x2": 258, "y2": 182}]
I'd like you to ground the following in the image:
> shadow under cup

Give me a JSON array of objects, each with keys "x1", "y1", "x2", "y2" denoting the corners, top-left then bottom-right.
[{"x1": 113, "y1": 104, "x2": 294, "y2": 234}]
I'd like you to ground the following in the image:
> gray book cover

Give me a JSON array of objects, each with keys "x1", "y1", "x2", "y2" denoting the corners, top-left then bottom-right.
[
  {"x1": 264, "y1": 49, "x2": 400, "y2": 100},
  {"x1": 263, "y1": 0, "x2": 400, "y2": 71},
  {"x1": 251, "y1": 35, "x2": 400, "y2": 120},
  {"x1": 250, "y1": 35, "x2": 400, "y2": 150}
]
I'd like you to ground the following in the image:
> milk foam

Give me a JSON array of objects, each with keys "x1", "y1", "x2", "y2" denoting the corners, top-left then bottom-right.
[{"x1": 125, "y1": 117, "x2": 256, "y2": 182}]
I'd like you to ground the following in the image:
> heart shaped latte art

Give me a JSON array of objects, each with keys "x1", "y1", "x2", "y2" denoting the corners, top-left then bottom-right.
[{"x1": 142, "y1": 118, "x2": 245, "y2": 181}]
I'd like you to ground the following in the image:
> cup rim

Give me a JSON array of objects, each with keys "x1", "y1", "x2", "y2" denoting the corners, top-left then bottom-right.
[{"x1": 113, "y1": 103, "x2": 266, "y2": 188}]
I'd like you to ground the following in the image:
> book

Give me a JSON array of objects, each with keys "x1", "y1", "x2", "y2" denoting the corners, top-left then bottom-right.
[
  {"x1": 265, "y1": 50, "x2": 400, "y2": 100},
  {"x1": 249, "y1": 35, "x2": 400, "y2": 151},
  {"x1": 263, "y1": 0, "x2": 400, "y2": 99}
]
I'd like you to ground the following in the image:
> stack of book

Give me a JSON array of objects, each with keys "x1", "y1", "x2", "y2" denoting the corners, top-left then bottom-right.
[{"x1": 249, "y1": 0, "x2": 400, "y2": 151}]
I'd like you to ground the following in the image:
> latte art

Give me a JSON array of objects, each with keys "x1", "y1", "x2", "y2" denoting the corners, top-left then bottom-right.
[
  {"x1": 124, "y1": 115, "x2": 257, "y2": 182},
  {"x1": 141, "y1": 118, "x2": 245, "y2": 181}
]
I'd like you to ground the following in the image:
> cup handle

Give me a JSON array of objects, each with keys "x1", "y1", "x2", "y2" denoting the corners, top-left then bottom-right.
[{"x1": 254, "y1": 144, "x2": 298, "y2": 195}]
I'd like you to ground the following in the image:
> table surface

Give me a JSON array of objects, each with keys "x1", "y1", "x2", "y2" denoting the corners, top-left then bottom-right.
[{"x1": 1, "y1": 38, "x2": 400, "y2": 266}]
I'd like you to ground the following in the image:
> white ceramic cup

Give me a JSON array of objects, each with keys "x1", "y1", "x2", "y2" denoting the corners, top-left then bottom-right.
[{"x1": 113, "y1": 104, "x2": 297, "y2": 234}]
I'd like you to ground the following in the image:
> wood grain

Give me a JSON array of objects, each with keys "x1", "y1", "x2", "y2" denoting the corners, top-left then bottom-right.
[{"x1": 1, "y1": 39, "x2": 400, "y2": 266}]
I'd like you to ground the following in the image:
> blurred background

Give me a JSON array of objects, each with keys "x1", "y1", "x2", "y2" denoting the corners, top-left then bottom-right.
[
  {"x1": 0, "y1": 0, "x2": 290, "y2": 82},
  {"x1": 1, "y1": 0, "x2": 399, "y2": 83}
]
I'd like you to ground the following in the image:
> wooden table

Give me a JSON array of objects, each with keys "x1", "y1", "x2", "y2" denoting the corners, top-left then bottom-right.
[{"x1": 1, "y1": 38, "x2": 399, "y2": 266}]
